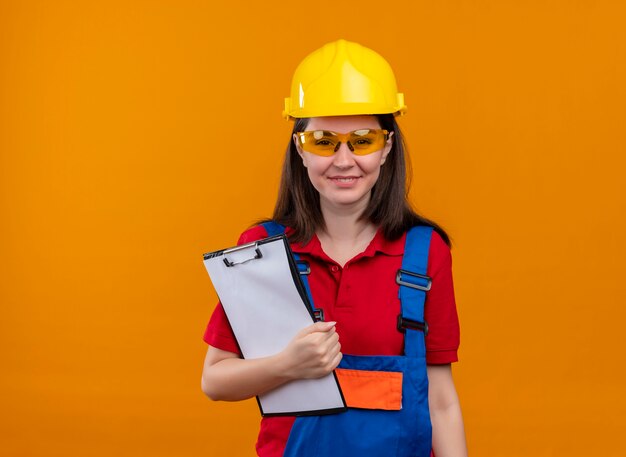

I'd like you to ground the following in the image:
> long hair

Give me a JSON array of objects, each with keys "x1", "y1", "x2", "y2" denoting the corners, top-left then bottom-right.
[{"x1": 266, "y1": 114, "x2": 451, "y2": 247}]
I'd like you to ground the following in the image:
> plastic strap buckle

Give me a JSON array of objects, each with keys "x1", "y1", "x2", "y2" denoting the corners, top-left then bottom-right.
[
  {"x1": 397, "y1": 314, "x2": 429, "y2": 335},
  {"x1": 396, "y1": 269, "x2": 432, "y2": 291},
  {"x1": 296, "y1": 260, "x2": 311, "y2": 275}
]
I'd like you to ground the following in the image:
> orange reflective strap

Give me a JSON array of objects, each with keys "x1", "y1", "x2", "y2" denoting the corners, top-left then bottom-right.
[{"x1": 335, "y1": 368, "x2": 403, "y2": 411}]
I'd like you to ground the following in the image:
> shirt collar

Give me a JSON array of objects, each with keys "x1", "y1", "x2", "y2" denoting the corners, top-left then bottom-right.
[{"x1": 289, "y1": 227, "x2": 405, "y2": 260}]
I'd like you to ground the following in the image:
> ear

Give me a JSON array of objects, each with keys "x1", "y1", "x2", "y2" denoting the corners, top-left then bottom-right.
[
  {"x1": 293, "y1": 133, "x2": 308, "y2": 167},
  {"x1": 380, "y1": 131, "x2": 394, "y2": 165}
]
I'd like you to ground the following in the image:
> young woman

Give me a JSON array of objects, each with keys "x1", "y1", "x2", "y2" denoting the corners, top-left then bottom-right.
[{"x1": 202, "y1": 39, "x2": 467, "y2": 457}]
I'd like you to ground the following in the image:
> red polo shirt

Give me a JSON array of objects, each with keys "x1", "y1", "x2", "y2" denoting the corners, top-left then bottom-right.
[{"x1": 204, "y1": 224, "x2": 460, "y2": 456}]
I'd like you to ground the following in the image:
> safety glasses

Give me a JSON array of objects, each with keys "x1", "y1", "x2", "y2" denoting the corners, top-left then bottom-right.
[{"x1": 296, "y1": 129, "x2": 389, "y2": 156}]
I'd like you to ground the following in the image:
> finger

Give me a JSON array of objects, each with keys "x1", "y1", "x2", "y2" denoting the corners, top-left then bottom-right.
[
  {"x1": 301, "y1": 321, "x2": 336, "y2": 336},
  {"x1": 315, "y1": 321, "x2": 337, "y2": 332},
  {"x1": 323, "y1": 329, "x2": 340, "y2": 344},
  {"x1": 325, "y1": 342, "x2": 341, "y2": 363},
  {"x1": 332, "y1": 341, "x2": 341, "y2": 355},
  {"x1": 314, "y1": 331, "x2": 338, "y2": 349},
  {"x1": 330, "y1": 352, "x2": 343, "y2": 370},
  {"x1": 320, "y1": 336, "x2": 341, "y2": 359},
  {"x1": 297, "y1": 321, "x2": 332, "y2": 338}
]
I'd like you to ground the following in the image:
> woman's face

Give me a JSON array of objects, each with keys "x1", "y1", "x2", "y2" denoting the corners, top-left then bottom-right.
[{"x1": 294, "y1": 115, "x2": 393, "y2": 213}]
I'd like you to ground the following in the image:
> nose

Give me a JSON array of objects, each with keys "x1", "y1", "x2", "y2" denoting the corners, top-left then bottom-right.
[{"x1": 332, "y1": 142, "x2": 355, "y2": 168}]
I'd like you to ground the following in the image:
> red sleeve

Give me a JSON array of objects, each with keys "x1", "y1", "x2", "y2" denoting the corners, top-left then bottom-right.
[
  {"x1": 424, "y1": 231, "x2": 460, "y2": 365},
  {"x1": 202, "y1": 225, "x2": 270, "y2": 354}
]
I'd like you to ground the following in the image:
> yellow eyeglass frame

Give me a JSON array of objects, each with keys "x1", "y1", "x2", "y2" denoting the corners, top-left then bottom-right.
[{"x1": 296, "y1": 129, "x2": 390, "y2": 156}]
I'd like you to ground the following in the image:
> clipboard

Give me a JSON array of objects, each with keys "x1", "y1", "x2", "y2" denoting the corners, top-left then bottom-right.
[{"x1": 203, "y1": 234, "x2": 347, "y2": 417}]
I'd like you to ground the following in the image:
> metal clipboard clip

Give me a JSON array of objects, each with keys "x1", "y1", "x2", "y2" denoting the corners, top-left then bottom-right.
[{"x1": 222, "y1": 242, "x2": 263, "y2": 267}]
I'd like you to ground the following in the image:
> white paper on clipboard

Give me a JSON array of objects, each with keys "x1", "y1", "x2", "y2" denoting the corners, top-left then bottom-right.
[{"x1": 203, "y1": 235, "x2": 346, "y2": 416}]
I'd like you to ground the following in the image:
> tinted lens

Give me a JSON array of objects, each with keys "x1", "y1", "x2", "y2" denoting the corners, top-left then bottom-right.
[
  {"x1": 349, "y1": 129, "x2": 386, "y2": 155},
  {"x1": 298, "y1": 131, "x2": 340, "y2": 156}
]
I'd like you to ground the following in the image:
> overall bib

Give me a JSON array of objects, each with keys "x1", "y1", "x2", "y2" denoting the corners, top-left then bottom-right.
[{"x1": 262, "y1": 222, "x2": 434, "y2": 457}]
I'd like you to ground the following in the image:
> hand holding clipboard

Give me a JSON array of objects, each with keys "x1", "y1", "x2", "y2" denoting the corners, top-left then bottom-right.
[{"x1": 203, "y1": 234, "x2": 347, "y2": 416}]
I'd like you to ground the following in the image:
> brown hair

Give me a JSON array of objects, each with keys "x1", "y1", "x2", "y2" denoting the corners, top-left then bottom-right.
[{"x1": 265, "y1": 114, "x2": 451, "y2": 247}]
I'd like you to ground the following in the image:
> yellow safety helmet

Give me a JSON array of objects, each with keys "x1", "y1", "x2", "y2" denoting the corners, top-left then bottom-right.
[{"x1": 283, "y1": 39, "x2": 407, "y2": 120}]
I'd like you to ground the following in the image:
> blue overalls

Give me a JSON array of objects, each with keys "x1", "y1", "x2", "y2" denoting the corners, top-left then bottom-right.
[{"x1": 262, "y1": 222, "x2": 434, "y2": 457}]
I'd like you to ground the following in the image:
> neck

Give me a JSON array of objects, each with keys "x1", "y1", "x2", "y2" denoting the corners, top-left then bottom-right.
[
  {"x1": 319, "y1": 197, "x2": 373, "y2": 241},
  {"x1": 317, "y1": 198, "x2": 378, "y2": 266},
  {"x1": 321, "y1": 210, "x2": 374, "y2": 242}
]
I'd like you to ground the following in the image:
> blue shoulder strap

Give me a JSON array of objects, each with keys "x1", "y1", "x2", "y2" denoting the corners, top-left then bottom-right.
[
  {"x1": 261, "y1": 221, "x2": 287, "y2": 237},
  {"x1": 262, "y1": 222, "x2": 433, "y2": 341},
  {"x1": 260, "y1": 222, "x2": 322, "y2": 321},
  {"x1": 397, "y1": 226, "x2": 434, "y2": 358}
]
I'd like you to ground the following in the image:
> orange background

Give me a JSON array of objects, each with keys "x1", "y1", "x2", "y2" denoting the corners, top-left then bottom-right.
[{"x1": 1, "y1": 1, "x2": 625, "y2": 456}]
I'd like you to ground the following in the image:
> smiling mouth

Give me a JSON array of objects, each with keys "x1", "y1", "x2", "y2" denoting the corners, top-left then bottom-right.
[{"x1": 329, "y1": 177, "x2": 359, "y2": 183}]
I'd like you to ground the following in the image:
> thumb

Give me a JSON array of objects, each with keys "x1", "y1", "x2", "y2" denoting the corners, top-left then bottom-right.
[
  {"x1": 299, "y1": 321, "x2": 336, "y2": 336},
  {"x1": 313, "y1": 320, "x2": 337, "y2": 332}
]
